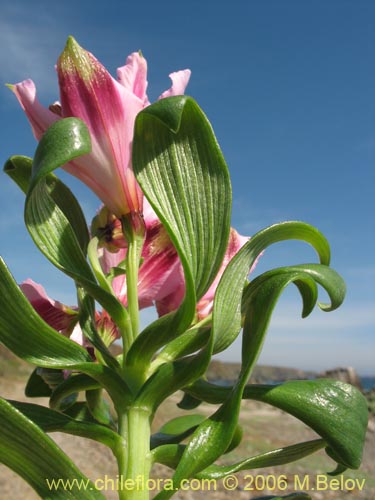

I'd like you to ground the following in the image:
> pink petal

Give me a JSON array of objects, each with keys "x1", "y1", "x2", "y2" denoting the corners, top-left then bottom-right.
[
  {"x1": 155, "y1": 262, "x2": 185, "y2": 316},
  {"x1": 96, "y1": 310, "x2": 119, "y2": 343},
  {"x1": 136, "y1": 223, "x2": 180, "y2": 307},
  {"x1": 57, "y1": 37, "x2": 144, "y2": 217},
  {"x1": 20, "y1": 279, "x2": 77, "y2": 332},
  {"x1": 197, "y1": 228, "x2": 250, "y2": 319},
  {"x1": 10, "y1": 80, "x2": 59, "y2": 140},
  {"x1": 69, "y1": 323, "x2": 85, "y2": 346},
  {"x1": 195, "y1": 229, "x2": 250, "y2": 319},
  {"x1": 99, "y1": 213, "x2": 181, "y2": 309},
  {"x1": 158, "y1": 69, "x2": 191, "y2": 100},
  {"x1": 117, "y1": 52, "x2": 149, "y2": 105}
]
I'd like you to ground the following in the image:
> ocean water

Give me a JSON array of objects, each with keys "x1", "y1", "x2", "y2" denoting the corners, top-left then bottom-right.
[{"x1": 360, "y1": 376, "x2": 375, "y2": 391}]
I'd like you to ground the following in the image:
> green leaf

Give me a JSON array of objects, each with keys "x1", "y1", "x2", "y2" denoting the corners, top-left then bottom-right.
[
  {"x1": 134, "y1": 96, "x2": 231, "y2": 301},
  {"x1": 224, "y1": 424, "x2": 243, "y2": 454},
  {"x1": 86, "y1": 388, "x2": 115, "y2": 428},
  {"x1": 11, "y1": 119, "x2": 127, "y2": 367},
  {"x1": 0, "y1": 398, "x2": 104, "y2": 499},
  {"x1": 160, "y1": 258, "x2": 345, "y2": 499},
  {"x1": 159, "y1": 414, "x2": 206, "y2": 434},
  {"x1": 134, "y1": 348, "x2": 212, "y2": 412},
  {"x1": 151, "y1": 444, "x2": 185, "y2": 469},
  {"x1": 62, "y1": 402, "x2": 100, "y2": 422},
  {"x1": 49, "y1": 374, "x2": 100, "y2": 410},
  {"x1": 244, "y1": 264, "x2": 346, "y2": 316},
  {"x1": 4, "y1": 155, "x2": 32, "y2": 193},
  {"x1": 155, "y1": 226, "x2": 335, "y2": 497},
  {"x1": 151, "y1": 415, "x2": 206, "y2": 450},
  {"x1": 0, "y1": 257, "x2": 91, "y2": 367},
  {"x1": 152, "y1": 324, "x2": 211, "y2": 366},
  {"x1": 9, "y1": 400, "x2": 120, "y2": 450},
  {"x1": 197, "y1": 440, "x2": 325, "y2": 479},
  {"x1": 213, "y1": 221, "x2": 332, "y2": 354},
  {"x1": 177, "y1": 392, "x2": 202, "y2": 410},
  {"x1": 128, "y1": 96, "x2": 232, "y2": 369},
  {"x1": 186, "y1": 379, "x2": 368, "y2": 470},
  {"x1": 25, "y1": 368, "x2": 53, "y2": 397},
  {"x1": 152, "y1": 440, "x2": 323, "y2": 478},
  {"x1": 0, "y1": 259, "x2": 131, "y2": 410},
  {"x1": 4, "y1": 154, "x2": 90, "y2": 254}
]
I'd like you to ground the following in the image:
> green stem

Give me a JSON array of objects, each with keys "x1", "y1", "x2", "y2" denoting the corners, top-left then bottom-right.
[
  {"x1": 87, "y1": 235, "x2": 133, "y2": 358},
  {"x1": 126, "y1": 234, "x2": 140, "y2": 342},
  {"x1": 126, "y1": 408, "x2": 152, "y2": 500},
  {"x1": 115, "y1": 412, "x2": 128, "y2": 500},
  {"x1": 121, "y1": 213, "x2": 145, "y2": 375},
  {"x1": 121, "y1": 214, "x2": 145, "y2": 344}
]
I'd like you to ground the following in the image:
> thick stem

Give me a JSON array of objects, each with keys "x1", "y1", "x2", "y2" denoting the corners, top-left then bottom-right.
[{"x1": 126, "y1": 408, "x2": 152, "y2": 500}]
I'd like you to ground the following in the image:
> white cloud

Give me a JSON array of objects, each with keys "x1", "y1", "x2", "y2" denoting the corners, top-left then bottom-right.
[
  {"x1": 0, "y1": 4, "x2": 65, "y2": 97},
  {"x1": 270, "y1": 303, "x2": 375, "y2": 330}
]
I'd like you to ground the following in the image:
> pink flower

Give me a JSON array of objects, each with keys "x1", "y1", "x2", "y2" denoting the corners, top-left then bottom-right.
[
  {"x1": 21, "y1": 279, "x2": 117, "y2": 348},
  {"x1": 96, "y1": 207, "x2": 256, "y2": 322},
  {"x1": 20, "y1": 279, "x2": 78, "y2": 335},
  {"x1": 98, "y1": 200, "x2": 181, "y2": 309},
  {"x1": 10, "y1": 37, "x2": 191, "y2": 218},
  {"x1": 155, "y1": 228, "x2": 257, "y2": 320}
]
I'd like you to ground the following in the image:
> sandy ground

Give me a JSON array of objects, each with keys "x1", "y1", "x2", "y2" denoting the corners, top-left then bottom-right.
[{"x1": 0, "y1": 373, "x2": 374, "y2": 500}]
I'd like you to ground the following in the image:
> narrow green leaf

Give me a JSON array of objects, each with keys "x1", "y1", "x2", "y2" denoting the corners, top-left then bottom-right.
[
  {"x1": 0, "y1": 398, "x2": 104, "y2": 499},
  {"x1": 9, "y1": 400, "x2": 120, "y2": 450},
  {"x1": 151, "y1": 444, "x2": 185, "y2": 469},
  {"x1": 86, "y1": 388, "x2": 115, "y2": 428},
  {"x1": 213, "y1": 221, "x2": 332, "y2": 354},
  {"x1": 197, "y1": 440, "x2": 325, "y2": 479},
  {"x1": 151, "y1": 415, "x2": 206, "y2": 450},
  {"x1": 159, "y1": 261, "x2": 345, "y2": 497},
  {"x1": 152, "y1": 440, "x2": 324, "y2": 478},
  {"x1": 134, "y1": 347, "x2": 212, "y2": 412},
  {"x1": 0, "y1": 260, "x2": 131, "y2": 409},
  {"x1": 159, "y1": 414, "x2": 206, "y2": 434},
  {"x1": 186, "y1": 379, "x2": 368, "y2": 471},
  {"x1": 63, "y1": 402, "x2": 100, "y2": 422},
  {"x1": 177, "y1": 392, "x2": 202, "y2": 410},
  {"x1": 0, "y1": 257, "x2": 91, "y2": 367},
  {"x1": 15, "y1": 119, "x2": 128, "y2": 367},
  {"x1": 158, "y1": 226, "x2": 334, "y2": 496},
  {"x1": 153, "y1": 325, "x2": 211, "y2": 365},
  {"x1": 25, "y1": 368, "x2": 53, "y2": 397},
  {"x1": 50, "y1": 374, "x2": 100, "y2": 410},
  {"x1": 4, "y1": 154, "x2": 90, "y2": 254},
  {"x1": 4, "y1": 155, "x2": 32, "y2": 193}
]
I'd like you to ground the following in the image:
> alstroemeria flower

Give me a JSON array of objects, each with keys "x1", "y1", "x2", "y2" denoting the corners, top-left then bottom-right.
[
  {"x1": 98, "y1": 200, "x2": 181, "y2": 309},
  {"x1": 155, "y1": 228, "x2": 258, "y2": 320},
  {"x1": 96, "y1": 205, "x2": 257, "y2": 322},
  {"x1": 21, "y1": 279, "x2": 118, "y2": 348},
  {"x1": 20, "y1": 279, "x2": 78, "y2": 335},
  {"x1": 10, "y1": 36, "x2": 191, "y2": 217}
]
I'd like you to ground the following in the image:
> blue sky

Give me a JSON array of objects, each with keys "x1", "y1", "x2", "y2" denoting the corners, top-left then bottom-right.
[{"x1": 1, "y1": 0, "x2": 374, "y2": 375}]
